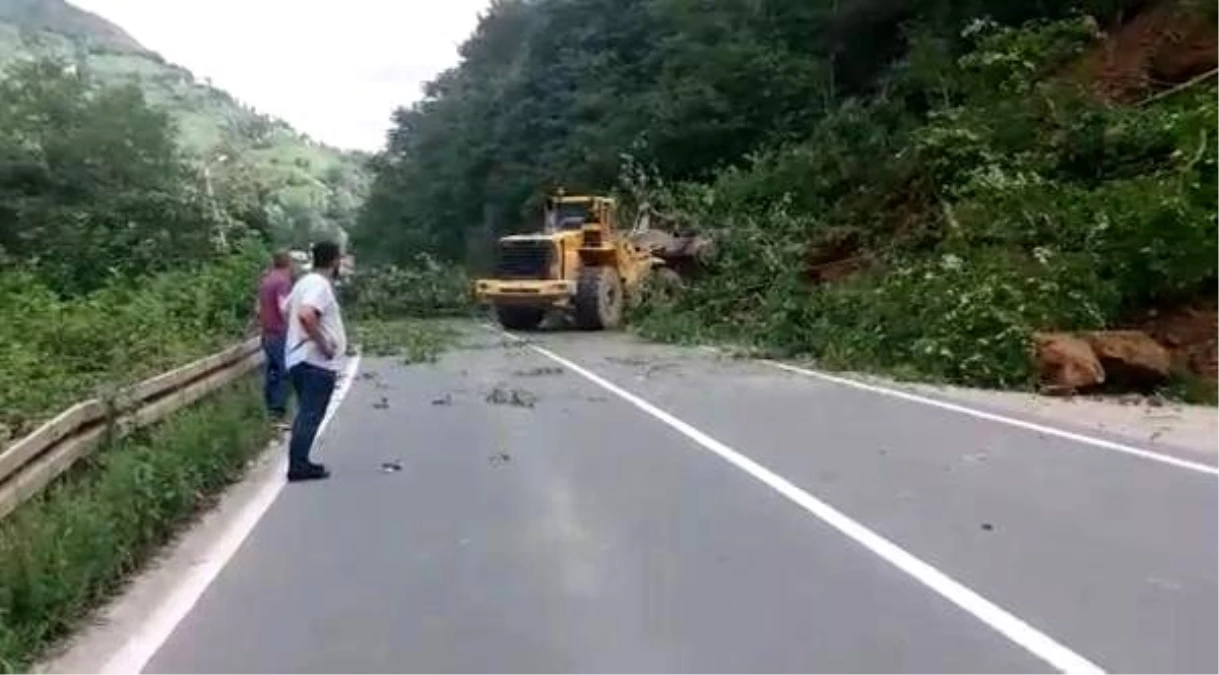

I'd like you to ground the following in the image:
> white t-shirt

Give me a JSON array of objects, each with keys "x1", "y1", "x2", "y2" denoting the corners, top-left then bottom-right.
[{"x1": 284, "y1": 272, "x2": 347, "y2": 372}]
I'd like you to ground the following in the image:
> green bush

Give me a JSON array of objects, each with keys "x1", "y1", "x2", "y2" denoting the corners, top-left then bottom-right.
[
  {"x1": 807, "y1": 253, "x2": 1114, "y2": 386},
  {"x1": 0, "y1": 59, "x2": 222, "y2": 296},
  {"x1": 0, "y1": 240, "x2": 266, "y2": 442},
  {"x1": 342, "y1": 255, "x2": 472, "y2": 320},
  {"x1": 638, "y1": 242, "x2": 1115, "y2": 387},
  {"x1": 0, "y1": 377, "x2": 272, "y2": 672}
]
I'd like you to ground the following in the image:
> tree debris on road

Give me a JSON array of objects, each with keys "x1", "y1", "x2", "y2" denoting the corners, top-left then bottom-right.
[
  {"x1": 512, "y1": 366, "x2": 565, "y2": 378},
  {"x1": 486, "y1": 386, "x2": 537, "y2": 408}
]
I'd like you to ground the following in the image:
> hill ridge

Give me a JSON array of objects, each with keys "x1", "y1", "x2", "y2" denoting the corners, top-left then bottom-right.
[
  {"x1": 0, "y1": 0, "x2": 142, "y2": 53},
  {"x1": 0, "y1": 0, "x2": 369, "y2": 245}
]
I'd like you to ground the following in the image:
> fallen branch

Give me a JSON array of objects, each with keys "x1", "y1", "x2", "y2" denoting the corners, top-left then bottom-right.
[{"x1": 1137, "y1": 68, "x2": 1218, "y2": 107}]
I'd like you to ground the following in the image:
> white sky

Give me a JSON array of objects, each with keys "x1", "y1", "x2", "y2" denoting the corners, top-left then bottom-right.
[{"x1": 67, "y1": 0, "x2": 490, "y2": 151}]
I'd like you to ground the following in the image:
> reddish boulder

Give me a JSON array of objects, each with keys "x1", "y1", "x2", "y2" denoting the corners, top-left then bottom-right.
[
  {"x1": 1033, "y1": 333, "x2": 1105, "y2": 395},
  {"x1": 1084, "y1": 331, "x2": 1171, "y2": 390}
]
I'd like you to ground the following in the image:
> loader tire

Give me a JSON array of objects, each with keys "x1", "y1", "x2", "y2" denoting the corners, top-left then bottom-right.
[
  {"x1": 574, "y1": 266, "x2": 623, "y2": 330},
  {"x1": 496, "y1": 306, "x2": 545, "y2": 331}
]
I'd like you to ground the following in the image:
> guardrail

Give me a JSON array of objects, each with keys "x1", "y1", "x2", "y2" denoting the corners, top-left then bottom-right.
[{"x1": 0, "y1": 339, "x2": 264, "y2": 520}]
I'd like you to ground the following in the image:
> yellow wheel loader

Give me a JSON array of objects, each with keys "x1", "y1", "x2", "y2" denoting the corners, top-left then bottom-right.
[{"x1": 474, "y1": 191, "x2": 677, "y2": 331}]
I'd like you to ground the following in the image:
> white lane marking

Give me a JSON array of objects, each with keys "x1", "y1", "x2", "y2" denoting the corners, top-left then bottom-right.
[
  {"x1": 498, "y1": 331, "x2": 1104, "y2": 674},
  {"x1": 101, "y1": 355, "x2": 362, "y2": 675},
  {"x1": 762, "y1": 360, "x2": 1218, "y2": 476}
]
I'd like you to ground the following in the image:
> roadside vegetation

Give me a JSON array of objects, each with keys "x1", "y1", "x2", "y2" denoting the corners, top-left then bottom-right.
[
  {"x1": 0, "y1": 379, "x2": 272, "y2": 672},
  {"x1": 0, "y1": 60, "x2": 269, "y2": 443},
  {"x1": 342, "y1": 256, "x2": 473, "y2": 320},
  {"x1": 0, "y1": 246, "x2": 264, "y2": 443},
  {"x1": 0, "y1": 37, "x2": 282, "y2": 673},
  {"x1": 358, "y1": 0, "x2": 1217, "y2": 401},
  {"x1": 631, "y1": 12, "x2": 1217, "y2": 394}
]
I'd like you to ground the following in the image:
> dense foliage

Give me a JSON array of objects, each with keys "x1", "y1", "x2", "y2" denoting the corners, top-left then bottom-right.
[
  {"x1": 356, "y1": 0, "x2": 1150, "y2": 260},
  {"x1": 635, "y1": 14, "x2": 1217, "y2": 386},
  {"x1": 0, "y1": 54, "x2": 274, "y2": 442},
  {"x1": 342, "y1": 257, "x2": 472, "y2": 320},
  {"x1": 360, "y1": 0, "x2": 1216, "y2": 389},
  {"x1": 0, "y1": 60, "x2": 223, "y2": 293},
  {"x1": 0, "y1": 242, "x2": 265, "y2": 443}
]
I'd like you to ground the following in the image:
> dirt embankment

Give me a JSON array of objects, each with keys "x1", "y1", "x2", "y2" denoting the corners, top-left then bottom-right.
[
  {"x1": 1136, "y1": 302, "x2": 1219, "y2": 385},
  {"x1": 1075, "y1": 0, "x2": 1217, "y2": 103},
  {"x1": 1034, "y1": 0, "x2": 1218, "y2": 400}
]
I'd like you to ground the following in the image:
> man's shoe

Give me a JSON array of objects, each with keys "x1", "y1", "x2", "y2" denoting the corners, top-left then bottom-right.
[{"x1": 287, "y1": 463, "x2": 330, "y2": 482}]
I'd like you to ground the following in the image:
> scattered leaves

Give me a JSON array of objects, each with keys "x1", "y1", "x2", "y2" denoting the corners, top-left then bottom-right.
[
  {"x1": 512, "y1": 366, "x2": 565, "y2": 378},
  {"x1": 355, "y1": 319, "x2": 458, "y2": 364},
  {"x1": 485, "y1": 386, "x2": 537, "y2": 408}
]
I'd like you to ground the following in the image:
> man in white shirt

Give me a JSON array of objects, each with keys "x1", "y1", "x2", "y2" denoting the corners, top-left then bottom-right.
[{"x1": 283, "y1": 240, "x2": 348, "y2": 482}]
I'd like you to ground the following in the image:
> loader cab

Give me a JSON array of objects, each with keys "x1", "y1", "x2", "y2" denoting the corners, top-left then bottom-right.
[
  {"x1": 544, "y1": 195, "x2": 617, "y2": 234},
  {"x1": 550, "y1": 201, "x2": 591, "y2": 231},
  {"x1": 544, "y1": 194, "x2": 619, "y2": 256}
]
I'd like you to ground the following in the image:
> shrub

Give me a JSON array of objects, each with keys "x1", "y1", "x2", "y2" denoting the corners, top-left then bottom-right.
[
  {"x1": 0, "y1": 378, "x2": 272, "y2": 672},
  {"x1": 342, "y1": 255, "x2": 472, "y2": 320},
  {"x1": 0, "y1": 240, "x2": 266, "y2": 442}
]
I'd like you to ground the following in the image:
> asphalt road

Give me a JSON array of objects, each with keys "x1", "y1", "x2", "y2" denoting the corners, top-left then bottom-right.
[{"x1": 144, "y1": 326, "x2": 1217, "y2": 674}]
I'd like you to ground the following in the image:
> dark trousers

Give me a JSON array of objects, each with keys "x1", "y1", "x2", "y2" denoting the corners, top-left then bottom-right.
[
  {"x1": 261, "y1": 333, "x2": 288, "y2": 417},
  {"x1": 288, "y1": 363, "x2": 337, "y2": 472}
]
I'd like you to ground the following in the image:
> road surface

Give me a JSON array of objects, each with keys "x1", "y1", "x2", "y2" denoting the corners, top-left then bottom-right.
[{"x1": 134, "y1": 326, "x2": 1216, "y2": 673}]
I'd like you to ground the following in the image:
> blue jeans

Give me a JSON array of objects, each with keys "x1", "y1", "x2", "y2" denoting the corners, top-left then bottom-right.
[
  {"x1": 261, "y1": 333, "x2": 289, "y2": 417},
  {"x1": 288, "y1": 363, "x2": 337, "y2": 472}
]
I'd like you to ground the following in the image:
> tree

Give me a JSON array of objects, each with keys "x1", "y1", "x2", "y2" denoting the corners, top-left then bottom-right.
[
  {"x1": 353, "y1": 0, "x2": 1153, "y2": 267},
  {"x1": 0, "y1": 58, "x2": 217, "y2": 293}
]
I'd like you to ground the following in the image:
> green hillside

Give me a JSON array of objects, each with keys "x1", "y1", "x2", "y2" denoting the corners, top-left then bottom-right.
[
  {"x1": 0, "y1": 0, "x2": 139, "y2": 51},
  {"x1": 0, "y1": 0, "x2": 369, "y2": 246}
]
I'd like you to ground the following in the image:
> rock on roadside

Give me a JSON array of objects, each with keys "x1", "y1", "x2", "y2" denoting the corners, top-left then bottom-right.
[
  {"x1": 1084, "y1": 331, "x2": 1172, "y2": 390},
  {"x1": 1034, "y1": 330, "x2": 1172, "y2": 394},
  {"x1": 1034, "y1": 332, "x2": 1105, "y2": 394}
]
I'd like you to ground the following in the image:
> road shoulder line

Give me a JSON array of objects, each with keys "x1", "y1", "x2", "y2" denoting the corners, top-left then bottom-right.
[
  {"x1": 506, "y1": 331, "x2": 1104, "y2": 674},
  {"x1": 97, "y1": 355, "x2": 362, "y2": 675},
  {"x1": 761, "y1": 360, "x2": 1218, "y2": 476}
]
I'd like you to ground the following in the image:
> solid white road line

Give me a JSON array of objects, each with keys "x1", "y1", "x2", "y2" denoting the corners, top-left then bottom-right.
[
  {"x1": 503, "y1": 331, "x2": 1104, "y2": 674},
  {"x1": 763, "y1": 360, "x2": 1219, "y2": 476},
  {"x1": 100, "y1": 355, "x2": 363, "y2": 675}
]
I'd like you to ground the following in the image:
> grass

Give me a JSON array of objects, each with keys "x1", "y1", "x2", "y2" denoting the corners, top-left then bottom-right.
[
  {"x1": 1162, "y1": 372, "x2": 1219, "y2": 406},
  {"x1": 354, "y1": 318, "x2": 462, "y2": 364},
  {"x1": 0, "y1": 377, "x2": 274, "y2": 672}
]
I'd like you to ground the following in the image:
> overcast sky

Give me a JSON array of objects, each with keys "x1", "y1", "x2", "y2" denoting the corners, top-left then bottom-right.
[{"x1": 68, "y1": 0, "x2": 490, "y2": 151}]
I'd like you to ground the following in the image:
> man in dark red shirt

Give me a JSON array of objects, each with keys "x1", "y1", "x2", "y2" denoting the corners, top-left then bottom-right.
[{"x1": 258, "y1": 250, "x2": 294, "y2": 422}]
